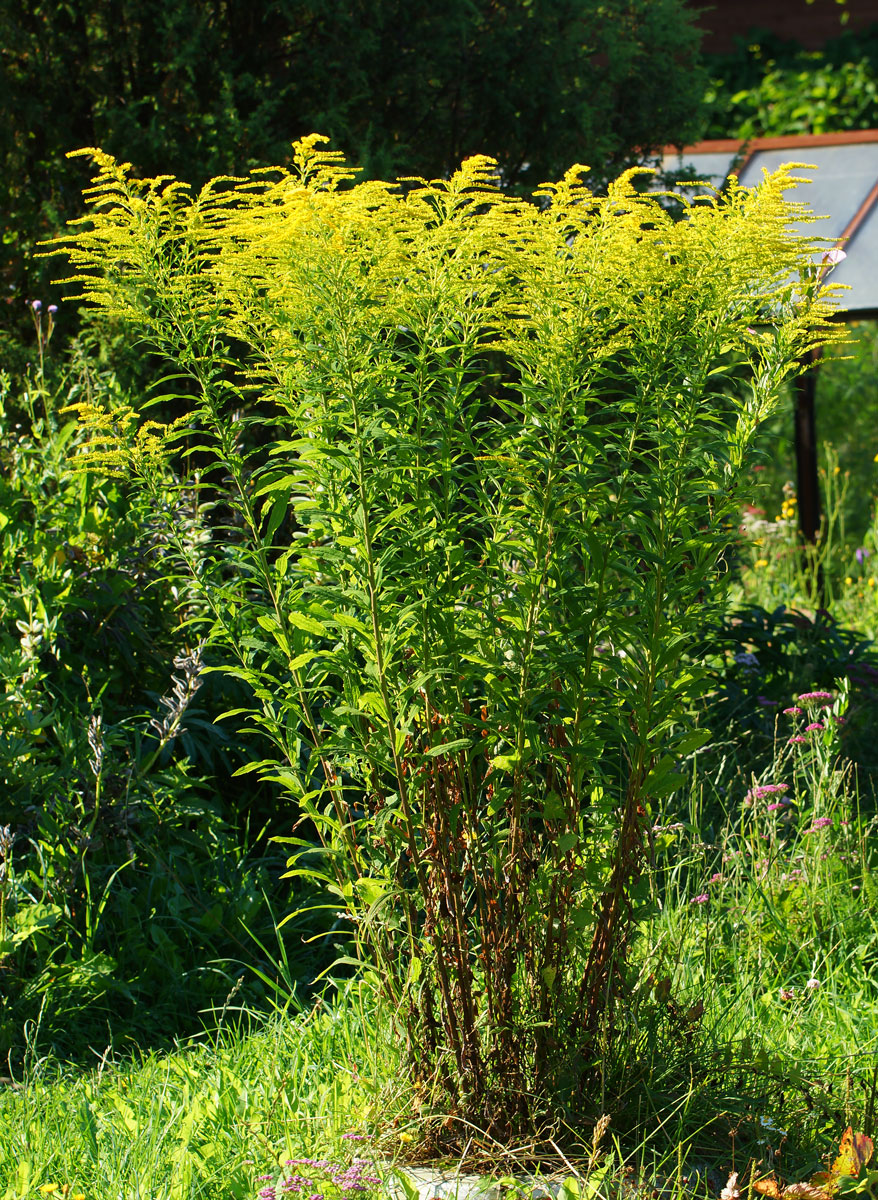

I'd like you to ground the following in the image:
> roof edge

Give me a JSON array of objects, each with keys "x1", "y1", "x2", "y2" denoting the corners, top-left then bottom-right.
[{"x1": 665, "y1": 130, "x2": 878, "y2": 156}]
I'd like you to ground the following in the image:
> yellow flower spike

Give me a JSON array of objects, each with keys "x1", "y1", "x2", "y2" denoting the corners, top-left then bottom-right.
[
  {"x1": 38, "y1": 1186, "x2": 58, "y2": 1195},
  {"x1": 755, "y1": 558, "x2": 769, "y2": 568}
]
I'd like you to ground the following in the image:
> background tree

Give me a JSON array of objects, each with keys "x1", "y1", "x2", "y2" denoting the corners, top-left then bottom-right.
[
  {"x1": 0, "y1": 0, "x2": 706, "y2": 306},
  {"x1": 701, "y1": 22, "x2": 878, "y2": 140}
]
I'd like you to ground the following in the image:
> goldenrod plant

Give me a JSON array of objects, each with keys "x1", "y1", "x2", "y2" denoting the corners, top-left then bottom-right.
[{"x1": 50, "y1": 136, "x2": 842, "y2": 1146}]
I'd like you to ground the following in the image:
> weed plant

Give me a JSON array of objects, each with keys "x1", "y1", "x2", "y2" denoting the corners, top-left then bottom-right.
[{"x1": 47, "y1": 135, "x2": 844, "y2": 1144}]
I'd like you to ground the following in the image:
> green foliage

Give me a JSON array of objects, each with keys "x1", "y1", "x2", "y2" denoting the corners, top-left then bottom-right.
[
  {"x1": 3, "y1": 730, "x2": 878, "y2": 1192},
  {"x1": 0, "y1": 332, "x2": 330, "y2": 1064},
  {"x1": 745, "y1": 323, "x2": 878, "y2": 553},
  {"x1": 50, "y1": 135, "x2": 842, "y2": 1141},
  {"x1": 0, "y1": 0, "x2": 708, "y2": 304},
  {"x1": 639, "y1": 683, "x2": 878, "y2": 1156},
  {"x1": 703, "y1": 26, "x2": 878, "y2": 140},
  {"x1": 695, "y1": 601, "x2": 878, "y2": 777}
]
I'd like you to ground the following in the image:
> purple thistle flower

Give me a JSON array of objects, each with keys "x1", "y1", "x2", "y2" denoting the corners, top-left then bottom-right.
[
  {"x1": 856, "y1": 547, "x2": 871, "y2": 565},
  {"x1": 757, "y1": 696, "x2": 778, "y2": 707},
  {"x1": 48, "y1": 303, "x2": 58, "y2": 314},
  {"x1": 31, "y1": 299, "x2": 41, "y2": 312}
]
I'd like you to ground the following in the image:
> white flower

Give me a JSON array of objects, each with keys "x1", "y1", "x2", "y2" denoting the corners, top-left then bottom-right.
[{"x1": 721, "y1": 1172, "x2": 740, "y2": 1200}]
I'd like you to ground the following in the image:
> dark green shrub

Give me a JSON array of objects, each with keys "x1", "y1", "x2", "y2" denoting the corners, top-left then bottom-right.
[{"x1": 0, "y1": 326, "x2": 331, "y2": 1063}]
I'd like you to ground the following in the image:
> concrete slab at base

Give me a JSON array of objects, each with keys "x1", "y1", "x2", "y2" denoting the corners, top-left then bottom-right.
[{"x1": 387, "y1": 1166, "x2": 567, "y2": 1200}]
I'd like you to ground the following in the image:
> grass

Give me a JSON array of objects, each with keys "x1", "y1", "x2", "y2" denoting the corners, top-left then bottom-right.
[{"x1": 0, "y1": 983, "x2": 403, "y2": 1200}]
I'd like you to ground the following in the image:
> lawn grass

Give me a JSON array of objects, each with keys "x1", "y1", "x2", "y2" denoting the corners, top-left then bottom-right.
[{"x1": 0, "y1": 985, "x2": 403, "y2": 1200}]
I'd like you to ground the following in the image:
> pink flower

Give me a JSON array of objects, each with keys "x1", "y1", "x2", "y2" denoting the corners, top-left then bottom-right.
[
  {"x1": 789, "y1": 735, "x2": 807, "y2": 744},
  {"x1": 797, "y1": 690, "x2": 833, "y2": 704},
  {"x1": 805, "y1": 977, "x2": 821, "y2": 989},
  {"x1": 710, "y1": 872, "x2": 723, "y2": 883},
  {"x1": 804, "y1": 817, "x2": 832, "y2": 834},
  {"x1": 783, "y1": 706, "x2": 803, "y2": 716},
  {"x1": 805, "y1": 721, "x2": 824, "y2": 732},
  {"x1": 691, "y1": 893, "x2": 709, "y2": 905},
  {"x1": 745, "y1": 783, "x2": 789, "y2": 803},
  {"x1": 780, "y1": 988, "x2": 795, "y2": 1001}
]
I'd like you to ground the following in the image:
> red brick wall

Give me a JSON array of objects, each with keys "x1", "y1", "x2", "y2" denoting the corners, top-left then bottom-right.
[{"x1": 688, "y1": 0, "x2": 878, "y2": 53}]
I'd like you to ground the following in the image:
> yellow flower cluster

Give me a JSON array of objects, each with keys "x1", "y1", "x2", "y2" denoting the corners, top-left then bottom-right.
[
  {"x1": 778, "y1": 494, "x2": 797, "y2": 522},
  {"x1": 60, "y1": 402, "x2": 187, "y2": 478}
]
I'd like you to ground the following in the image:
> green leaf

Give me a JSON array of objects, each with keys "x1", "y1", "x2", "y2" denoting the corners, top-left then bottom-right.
[
  {"x1": 542, "y1": 791, "x2": 566, "y2": 820},
  {"x1": 353, "y1": 877, "x2": 388, "y2": 906},
  {"x1": 673, "y1": 727, "x2": 712, "y2": 757},
  {"x1": 333, "y1": 612, "x2": 370, "y2": 635},
  {"x1": 265, "y1": 490, "x2": 291, "y2": 544},
  {"x1": 491, "y1": 752, "x2": 520, "y2": 772},
  {"x1": 287, "y1": 610, "x2": 327, "y2": 636},
  {"x1": 425, "y1": 738, "x2": 471, "y2": 757}
]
